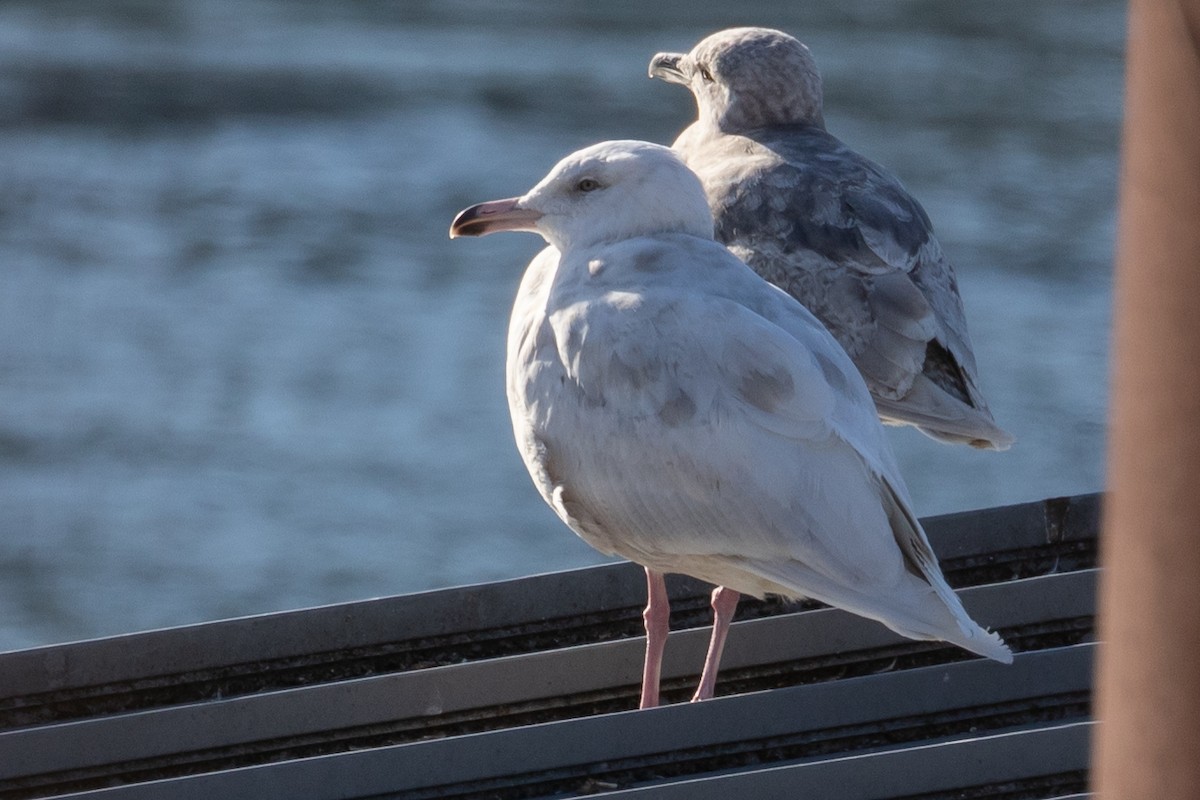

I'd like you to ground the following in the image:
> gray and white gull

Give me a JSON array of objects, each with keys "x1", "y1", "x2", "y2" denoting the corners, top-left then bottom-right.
[
  {"x1": 450, "y1": 140, "x2": 1011, "y2": 708},
  {"x1": 650, "y1": 27, "x2": 1012, "y2": 449}
]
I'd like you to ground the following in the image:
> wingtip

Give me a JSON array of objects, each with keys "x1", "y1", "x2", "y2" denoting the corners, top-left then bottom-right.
[
  {"x1": 910, "y1": 420, "x2": 1014, "y2": 451},
  {"x1": 964, "y1": 626, "x2": 1014, "y2": 664},
  {"x1": 968, "y1": 428, "x2": 1015, "y2": 451},
  {"x1": 987, "y1": 639, "x2": 1015, "y2": 665},
  {"x1": 874, "y1": 374, "x2": 1015, "y2": 452}
]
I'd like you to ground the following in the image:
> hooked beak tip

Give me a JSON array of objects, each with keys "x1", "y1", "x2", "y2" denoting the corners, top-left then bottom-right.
[{"x1": 649, "y1": 52, "x2": 687, "y2": 83}]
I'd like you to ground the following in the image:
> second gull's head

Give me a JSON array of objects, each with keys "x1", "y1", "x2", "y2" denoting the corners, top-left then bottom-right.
[{"x1": 650, "y1": 27, "x2": 825, "y2": 133}]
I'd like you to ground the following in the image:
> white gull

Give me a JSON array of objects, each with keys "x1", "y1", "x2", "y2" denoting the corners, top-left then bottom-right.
[
  {"x1": 650, "y1": 27, "x2": 1012, "y2": 449},
  {"x1": 450, "y1": 140, "x2": 1011, "y2": 708}
]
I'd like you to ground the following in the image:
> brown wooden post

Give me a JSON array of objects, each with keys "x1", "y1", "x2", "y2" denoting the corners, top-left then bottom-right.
[{"x1": 1095, "y1": 0, "x2": 1200, "y2": 796}]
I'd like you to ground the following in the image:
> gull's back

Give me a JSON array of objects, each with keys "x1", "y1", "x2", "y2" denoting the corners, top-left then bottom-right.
[
  {"x1": 506, "y1": 229, "x2": 1010, "y2": 662},
  {"x1": 676, "y1": 119, "x2": 1011, "y2": 450}
]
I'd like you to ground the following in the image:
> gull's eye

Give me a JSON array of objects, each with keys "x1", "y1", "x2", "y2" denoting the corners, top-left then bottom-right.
[
  {"x1": 576, "y1": 178, "x2": 602, "y2": 193},
  {"x1": 697, "y1": 63, "x2": 715, "y2": 83}
]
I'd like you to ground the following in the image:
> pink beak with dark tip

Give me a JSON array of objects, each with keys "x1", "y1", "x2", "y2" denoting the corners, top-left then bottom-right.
[{"x1": 449, "y1": 197, "x2": 543, "y2": 238}]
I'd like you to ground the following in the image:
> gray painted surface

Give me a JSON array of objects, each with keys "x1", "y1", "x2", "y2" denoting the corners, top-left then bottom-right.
[{"x1": 0, "y1": 494, "x2": 1099, "y2": 799}]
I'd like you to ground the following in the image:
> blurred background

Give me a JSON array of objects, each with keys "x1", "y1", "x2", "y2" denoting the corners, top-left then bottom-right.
[{"x1": 0, "y1": 0, "x2": 1121, "y2": 650}]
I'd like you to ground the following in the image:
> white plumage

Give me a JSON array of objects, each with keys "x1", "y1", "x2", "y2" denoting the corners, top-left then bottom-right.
[{"x1": 450, "y1": 140, "x2": 1010, "y2": 708}]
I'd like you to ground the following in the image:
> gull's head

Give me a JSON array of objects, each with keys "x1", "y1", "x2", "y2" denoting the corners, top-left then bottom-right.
[
  {"x1": 449, "y1": 140, "x2": 713, "y2": 252},
  {"x1": 649, "y1": 27, "x2": 824, "y2": 132}
]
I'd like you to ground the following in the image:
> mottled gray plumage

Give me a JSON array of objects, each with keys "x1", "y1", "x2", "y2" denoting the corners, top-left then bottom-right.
[{"x1": 650, "y1": 27, "x2": 1012, "y2": 449}]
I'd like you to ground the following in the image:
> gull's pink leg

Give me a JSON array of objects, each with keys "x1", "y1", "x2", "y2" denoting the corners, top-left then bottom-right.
[
  {"x1": 691, "y1": 586, "x2": 741, "y2": 702},
  {"x1": 640, "y1": 568, "x2": 670, "y2": 709}
]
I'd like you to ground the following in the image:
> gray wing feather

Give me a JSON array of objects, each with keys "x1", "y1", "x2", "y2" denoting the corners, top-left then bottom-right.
[{"x1": 679, "y1": 124, "x2": 1012, "y2": 449}]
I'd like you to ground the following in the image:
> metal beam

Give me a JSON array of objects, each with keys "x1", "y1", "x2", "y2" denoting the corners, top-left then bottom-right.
[
  {"x1": 0, "y1": 493, "x2": 1099, "y2": 730},
  {"x1": 42, "y1": 648, "x2": 1094, "y2": 800},
  {"x1": 598, "y1": 722, "x2": 1093, "y2": 799}
]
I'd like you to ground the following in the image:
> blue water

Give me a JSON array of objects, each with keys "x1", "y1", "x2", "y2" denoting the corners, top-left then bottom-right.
[{"x1": 0, "y1": 1, "x2": 1122, "y2": 650}]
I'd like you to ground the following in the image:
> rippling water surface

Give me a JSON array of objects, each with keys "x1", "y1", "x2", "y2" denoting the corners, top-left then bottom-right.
[{"x1": 0, "y1": 1, "x2": 1122, "y2": 649}]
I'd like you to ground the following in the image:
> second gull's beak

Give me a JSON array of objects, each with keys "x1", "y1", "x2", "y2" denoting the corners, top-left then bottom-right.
[
  {"x1": 648, "y1": 52, "x2": 688, "y2": 84},
  {"x1": 449, "y1": 197, "x2": 543, "y2": 238}
]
